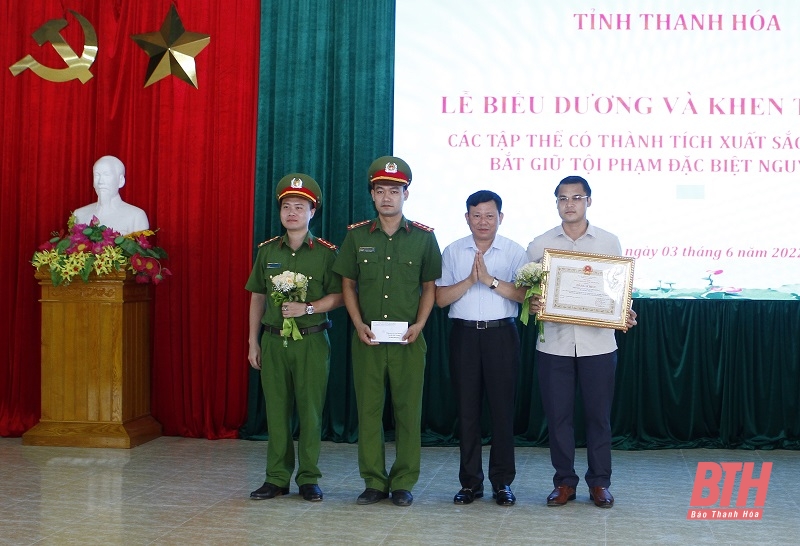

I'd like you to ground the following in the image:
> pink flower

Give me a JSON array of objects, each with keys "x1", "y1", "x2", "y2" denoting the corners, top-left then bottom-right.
[
  {"x1": 101, "y1": 228, "x2": 120, "y2": 243},
  {"x1": 135, "y1": 273, "x2": 151, "y2": 284},
  {"x1": 91, "y1": 240, "x2": 114, "y2": 254},
  {"x1": 134, "y1": 234, "x2": 152, "y2": 249},
  {"x1": 69, "y1": 231, "x2": 90, "y2": 245},
  {"x1": 153, "y1": 268, "x2": 172, "y2": 285},
  {"x1": 706, "y1": 269, "x2": 723, "y2": 275},
  {"x1": 708, "y1": 286, "x2": 742, "y2": 293}
]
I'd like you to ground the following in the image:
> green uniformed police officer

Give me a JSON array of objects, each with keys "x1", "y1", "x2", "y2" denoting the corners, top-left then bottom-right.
[
  {"x1": 246, "y1": 173, "x2": 343, "y2": 502},
  {"x1": 332, "y1": 156, "x2": 442, "y2": 507}
]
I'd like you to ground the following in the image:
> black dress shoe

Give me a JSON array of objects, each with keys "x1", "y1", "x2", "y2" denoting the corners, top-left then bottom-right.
[
  {"x1": 391, "y1": 489, "x2": 413, "y2": 506},
  {"x1": 493, "y1": 485, "x2": 516, "y2": 506},
  {"x1": 250, "y1": 482, "x2": 289, "y2": 500},
  {"x1": 299, "y1": 483, "x2": 323, "y2": 502},
  {"x1": 453, "y1": 486, "x2": 484, "y2": 505},
  {"x1": 357, "y1": 488, "x2": 389, "y2": 505}
]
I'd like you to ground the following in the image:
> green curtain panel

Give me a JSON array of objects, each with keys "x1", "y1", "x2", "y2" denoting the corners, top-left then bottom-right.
[
  {"x1": 241, "y1": 0, "x2": 396, "y2": 442},
  {"x1": 613, "y1": 299, "x2": 800, "y2": 450}
]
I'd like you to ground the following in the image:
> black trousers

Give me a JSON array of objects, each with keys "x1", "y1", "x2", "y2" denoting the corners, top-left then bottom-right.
[
  {"x1": 536, "y1": 350, "x2": 617, "y2": 489},
  {"x1": 449, "y1": 320, "x2": 520, "y2": 490}
]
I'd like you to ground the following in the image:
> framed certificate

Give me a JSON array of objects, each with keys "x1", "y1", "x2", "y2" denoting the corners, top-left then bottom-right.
[{"x1": 539, "y1": 249, "x2": 635, "y2": 330}]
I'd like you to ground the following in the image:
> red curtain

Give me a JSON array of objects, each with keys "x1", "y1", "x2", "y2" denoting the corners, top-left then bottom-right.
[{"x1": 1, "y1": 1, "x2": 260, "y2": 438}]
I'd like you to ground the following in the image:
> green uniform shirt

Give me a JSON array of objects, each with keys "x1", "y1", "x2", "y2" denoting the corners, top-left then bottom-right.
[
  {"x1": 333, "y1": 217, "x2": 442, "y2": 323},
  {"x1": 245, "y1": 232, "x2": 342, "y2": 329}
]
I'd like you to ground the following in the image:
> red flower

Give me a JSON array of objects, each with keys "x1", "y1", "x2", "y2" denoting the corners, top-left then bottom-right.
[
  {"x1": 66, "y1": 241, "x2": 91, "y2": 255},
  {"x1": 130, "y1": 253, "x2": 147, "y2": 272},
  {"x1": 142, "y1": 257, "x2": 158, "y2": 273}
]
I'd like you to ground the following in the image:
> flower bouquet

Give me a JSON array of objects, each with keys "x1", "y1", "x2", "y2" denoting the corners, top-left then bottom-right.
[
  {"x1": 514, "y1": 261, "x2": 546, "y2": 341},
  {"x1": 270, "y1": 270, "x2": 308, "y2": 347},
  {"x1": 32, "y1": 215, "x2": 170, "y2": 286}
]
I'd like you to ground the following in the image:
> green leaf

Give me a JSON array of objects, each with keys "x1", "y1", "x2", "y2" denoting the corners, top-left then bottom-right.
[
  {"x1": 116, "y1": 238, "x2": 141, "y2": 256},
  {"x1": 80, "y1": 255, "x2": 96, "y2": 282},
  {"x1": 56, "y1": 239, "x2": 71, "y2": 253},
  {"x1": 141, "y1": 247, "x2": 168, "y2": 259}
]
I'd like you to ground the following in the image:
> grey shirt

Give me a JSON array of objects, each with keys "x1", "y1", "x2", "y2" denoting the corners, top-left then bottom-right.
[{"x1": 526, "y1": 222, "x2": 622, "y2": 357}]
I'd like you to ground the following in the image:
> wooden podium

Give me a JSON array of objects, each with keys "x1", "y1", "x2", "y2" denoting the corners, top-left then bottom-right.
[{"x1": 23, "y1": 269, "x2": 162, "y2": 448}]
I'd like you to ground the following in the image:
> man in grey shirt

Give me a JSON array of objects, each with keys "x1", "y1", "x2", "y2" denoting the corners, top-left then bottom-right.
[{"x1": 527, "y1": 175, "x2": 637, "y2": 509}]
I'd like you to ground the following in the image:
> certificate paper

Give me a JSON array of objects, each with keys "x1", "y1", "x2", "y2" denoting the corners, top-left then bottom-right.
[
  {"x1": 540, "y1": 249, "x2": 635, "y2": 330},
  {"x1": 371, "y1": 321, "x2": 409, "y2": 343}
]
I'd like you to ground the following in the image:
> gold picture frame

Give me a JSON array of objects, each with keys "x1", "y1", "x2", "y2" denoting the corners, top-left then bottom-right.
[{"x1": 539, "y1": 249, "x2": 635, "y2": 330}]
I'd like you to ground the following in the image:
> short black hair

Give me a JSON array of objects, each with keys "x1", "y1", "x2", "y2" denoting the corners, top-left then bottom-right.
[
  {"x1": 554, "y1": 175, "x2": 591, "y2": 197},
  {"x1": 466, "y1": 190, "x2": 502, "y2": 212}
]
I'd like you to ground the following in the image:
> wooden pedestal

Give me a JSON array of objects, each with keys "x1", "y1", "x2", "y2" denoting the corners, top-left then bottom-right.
[{"x1": 23, "y1": 269, "x2": 162, "y2": 448}]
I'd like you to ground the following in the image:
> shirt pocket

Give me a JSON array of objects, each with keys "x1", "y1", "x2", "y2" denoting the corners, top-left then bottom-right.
[
  {"x1": 357, "y1": 254, "x2": 381, "y2": 281},
  {"x1": 395, "y1": 257, "x2": 422, "y2": 285}
]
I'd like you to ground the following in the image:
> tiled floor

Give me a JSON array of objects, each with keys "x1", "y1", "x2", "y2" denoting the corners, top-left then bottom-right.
[{"x1": 0, "y1": 436, "x2": 797, "y2": 545}]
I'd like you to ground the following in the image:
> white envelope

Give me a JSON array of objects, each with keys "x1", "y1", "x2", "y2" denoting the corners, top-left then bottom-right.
[{"x1": 370, "y1": 321, "x2": 409, "y2": 343}]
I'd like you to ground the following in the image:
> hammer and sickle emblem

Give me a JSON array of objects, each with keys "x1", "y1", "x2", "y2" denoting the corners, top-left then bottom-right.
[{"x1": 9, "y1": 10, "x2": 98, "y2": 83}]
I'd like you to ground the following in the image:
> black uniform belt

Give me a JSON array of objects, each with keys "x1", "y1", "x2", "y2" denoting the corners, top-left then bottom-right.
[
  {"x1": 265, "y1": 319, "x2": 332, "y2": 336},
  {"x1": 452, "y1": 317, "x2": 515, "y2": 330}
]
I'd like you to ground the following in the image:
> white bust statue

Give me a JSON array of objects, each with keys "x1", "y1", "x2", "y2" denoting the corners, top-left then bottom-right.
[{"x1": 73, "y1": 156, "x2": 149, "y2": 235}]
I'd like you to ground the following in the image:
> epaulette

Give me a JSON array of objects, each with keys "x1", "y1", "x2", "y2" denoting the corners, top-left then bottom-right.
[
  {"x1": 411, "y1": 221, "x2": 435, "y2": 233},
  {"x1": 315, "y1": 237, "x2": 338, "y2": 251},
  {"x1": 257, "y1": 235, "x2": 281, "y2": 248},
  {"x1": 347, "y1": 219, "x2": 371, "y2": 230}
]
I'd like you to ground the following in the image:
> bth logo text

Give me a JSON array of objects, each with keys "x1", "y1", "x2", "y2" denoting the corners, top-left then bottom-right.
[{"x1": 687, "y1": 461, "x2": 771, "y2": 520}]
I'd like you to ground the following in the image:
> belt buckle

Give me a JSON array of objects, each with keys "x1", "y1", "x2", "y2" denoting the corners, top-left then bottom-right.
[{"x1": 475, "y1": 320, "x2": 488, "y2": 330}]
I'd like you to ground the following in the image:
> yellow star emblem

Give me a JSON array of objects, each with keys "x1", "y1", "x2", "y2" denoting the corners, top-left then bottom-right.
[{"x1": 131, "y1": 5, "x2": 210, "y2": 88}]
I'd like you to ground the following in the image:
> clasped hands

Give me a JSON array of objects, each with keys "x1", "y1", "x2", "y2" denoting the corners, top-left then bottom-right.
[{"x1": 469, "y1": 250, "x2": 494, "y2": 287}]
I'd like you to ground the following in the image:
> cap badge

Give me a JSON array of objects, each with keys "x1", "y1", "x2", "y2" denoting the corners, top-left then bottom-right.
[
  {"x1": 290, "y1": 177, "x2": 303, "y2": 188},
  {"x1": 384, "y1": 162, "x2": 398, "y2": 174}
]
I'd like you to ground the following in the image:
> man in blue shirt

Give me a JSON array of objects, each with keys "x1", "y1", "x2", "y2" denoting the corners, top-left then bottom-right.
[{"x1": 436, "y1": 190, "x2": 527, "y2": 506}]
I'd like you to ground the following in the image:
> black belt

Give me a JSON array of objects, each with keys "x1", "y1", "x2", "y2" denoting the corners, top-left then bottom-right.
[
  {"x1": 452, "y1": 317, "x2": 515, "y2": 330},
  {"x1": 265, "y1": 319, "x2": 332, "y2": 336}
]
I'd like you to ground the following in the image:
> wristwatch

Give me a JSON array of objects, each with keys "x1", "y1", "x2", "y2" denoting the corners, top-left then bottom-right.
[
  {"x1": 490, "y1": 277, "x2": 499, "y2": 290},
  {"x1": 305, "y1": 303, "x2": 315, "y2": 315}
]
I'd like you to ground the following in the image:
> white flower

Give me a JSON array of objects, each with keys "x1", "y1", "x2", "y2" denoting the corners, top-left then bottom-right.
[
  {"x1": 271, "y1": 270, "x2": 308, "y2": 300},
  {"x1": 515, "y1": 262, "x2": 544, "y2": 287}
]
